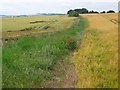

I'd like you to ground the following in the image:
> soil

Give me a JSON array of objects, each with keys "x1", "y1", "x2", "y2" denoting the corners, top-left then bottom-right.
[
  {"x1": 41, "y1": 56, "x2": 77, "y2": 88},
  {"x1": 63, "y1": 61, "x2": 77, "y2": 88}
]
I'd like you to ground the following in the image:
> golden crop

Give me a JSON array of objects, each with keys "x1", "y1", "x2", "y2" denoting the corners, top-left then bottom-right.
[
  {"x1": 2, "y1": 15, "x2": 77, "y2": 39},
  {"x1": 74, "y1": 14, "x2": 118, "y2": 88}
]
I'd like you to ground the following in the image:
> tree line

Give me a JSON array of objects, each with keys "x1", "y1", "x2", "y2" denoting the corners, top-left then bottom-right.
[{"x1": 67, "y1": 8, "x2": 115, "y2": 17}]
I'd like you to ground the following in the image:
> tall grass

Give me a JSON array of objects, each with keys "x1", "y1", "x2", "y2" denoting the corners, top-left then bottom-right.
[{"x1": 2, "y1": 16, "x2": 87, "y2": 88}]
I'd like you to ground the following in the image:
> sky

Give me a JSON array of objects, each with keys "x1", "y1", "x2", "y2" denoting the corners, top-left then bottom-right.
[{"x1": 0, "y1": 0, "x2": 119, "y2": 15}]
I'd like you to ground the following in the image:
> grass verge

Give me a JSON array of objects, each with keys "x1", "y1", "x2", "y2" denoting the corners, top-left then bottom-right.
[{"x1": 2, "y1": 16, "x2": 87, "y2": 88}]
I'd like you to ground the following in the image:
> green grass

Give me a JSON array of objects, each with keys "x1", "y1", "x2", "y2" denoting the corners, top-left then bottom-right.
[{"x1": 2, "y1": 16, "x2": 87, "y2": 88}]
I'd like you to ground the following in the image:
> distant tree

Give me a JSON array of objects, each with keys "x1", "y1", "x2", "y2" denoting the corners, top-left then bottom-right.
[
  {"x1": 89, "y1": 10, "x2": 94, "y2": 13},
  {"x1": 101, "y1": 11, "x2": 106, "y2": 13},
  {"x1": 67, "y1": 10, "x2": 73, "y2": 14},
  {"x1": 68, "y1": 11, "x2": 79, "y2": 17},
  {"x1": 94, "y1": 11, "x2": 99, "y2": 14},
  {"x1": 67, "y1": 8, "x2": 99, "y2": 15},
  {"x1": 88, "y1": 10, "x2": 99, "y2": 14},
  {"x1": 107, "y1": 10, "x2": 115, "y2": 13},
  {"x1": 74, "y1": 8, "x2": 88, "y2": 14}
]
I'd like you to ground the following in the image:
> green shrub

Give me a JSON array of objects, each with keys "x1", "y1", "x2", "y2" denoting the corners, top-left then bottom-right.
[
  {"x1": 68, "y1": 11, "x2": 79, "y2": 17},
  {"x1": 65, "y1": 36, "x2": 77, "y2": 51}
]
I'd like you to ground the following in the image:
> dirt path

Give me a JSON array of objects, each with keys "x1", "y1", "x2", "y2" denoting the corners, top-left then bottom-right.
[
  {"x1": 41, "y1": 55, "x2": 77, "y2": 88},
  {"x1": 63, "y1": 60, "x2": 77, "y2": 88}
]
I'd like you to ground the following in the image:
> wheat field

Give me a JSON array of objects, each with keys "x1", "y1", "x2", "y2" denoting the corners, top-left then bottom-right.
[
  {"x1": 2, "y1": 15, "x2": 77, "y2": 39},
  {"x1": 74, "y1": 13, "x2": 118, "y2": 88}
]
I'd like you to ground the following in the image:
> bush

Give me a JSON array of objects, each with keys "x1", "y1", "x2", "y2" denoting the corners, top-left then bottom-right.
[
  {"x1": 68, "y1": 11, "x2": 79, "y2": 17},
  {"x1": 67, "y1": 10, "x2": 73, "y2": 14},
  {"x1": 107, "y1": 10, "x2": 115, "y2": 13},
  {"x1": 101, "y1": 11, "x2": 106, "y2": 13},
  {"x1": 89, "y1": 10, "x2": 99, "y2": 14},
  {"x1": 65, "y1": 36, "x2": 77, "y2": 51}
]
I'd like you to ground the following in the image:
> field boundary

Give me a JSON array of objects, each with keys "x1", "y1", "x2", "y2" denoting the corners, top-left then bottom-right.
[{"x1": 2, "y1": 16, "x2": 88, "y2": 88}]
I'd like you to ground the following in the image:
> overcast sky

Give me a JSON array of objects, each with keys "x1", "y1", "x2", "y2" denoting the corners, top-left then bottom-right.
[{"x1": 0, "y1": 0, "x2": 119, "y2": 15}]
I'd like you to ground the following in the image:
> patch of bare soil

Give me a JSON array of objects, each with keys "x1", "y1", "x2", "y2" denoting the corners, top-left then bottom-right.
[
  {"x1": 63, "y1": 61, "x2": 77, "y2": 88},
  {"x1": 41, "y1": 56, "x2": 77, "y2": 88}
]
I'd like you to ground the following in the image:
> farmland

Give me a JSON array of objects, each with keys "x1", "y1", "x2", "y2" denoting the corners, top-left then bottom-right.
[
  {"x1": 74, "y1": 13, "x2": 118, "y2": 88},
  {"x1": 2, "y1": 13, "x2": 118, "y2": 88},
  {"x1": 2, "y1": 15, "x2": 87, "y2": 88},
  {"x1": 2, "y1": 15, "x2": 77, "y2": 39},
  {"x1": 100, "y1": 13, "x2": 119, "y2": 24}
]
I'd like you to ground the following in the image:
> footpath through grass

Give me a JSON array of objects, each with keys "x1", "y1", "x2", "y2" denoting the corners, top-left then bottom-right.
[{"x1": 3, "y1": 16, "x2": 87, "y2": 88}]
